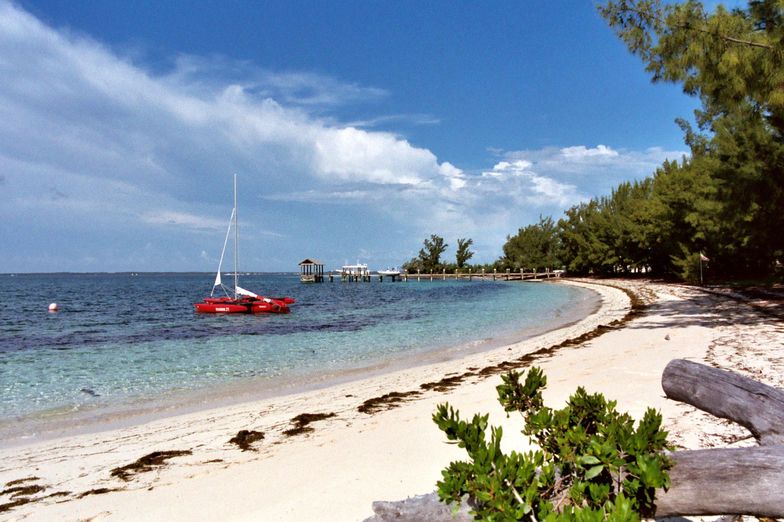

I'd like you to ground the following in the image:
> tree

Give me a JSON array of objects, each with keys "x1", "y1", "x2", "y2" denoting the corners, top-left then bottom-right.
[
  {"x1": 502, "y1": 216, "x2": 561, "y2": 271},
  {"x1": 599, "y1": 0, "x2": 784, "y2": 135},
  {"x1": 598, "y1": 0, "x2": 784, "y2": 277},
  {"x1": 455, "y1": 238, "x2": 474, "y2": 268},
  {"x1": 418, "y1": 234, "x2": 448, "y2": 272},
  {"x1": 401, "y1": 257, "x2": 424, "y2": 274}
]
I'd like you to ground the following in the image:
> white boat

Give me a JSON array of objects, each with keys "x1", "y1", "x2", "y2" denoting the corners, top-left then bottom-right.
[
  {"x1": 338, "y1": 263, "x2": 370, "y2": 277},
  {"x1": 377, "y1": 267, "x2": 401, "y2": 277}
]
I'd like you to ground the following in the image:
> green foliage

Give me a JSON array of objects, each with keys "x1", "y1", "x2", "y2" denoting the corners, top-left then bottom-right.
[
  {"x1": 501, "y1": 216, "x2": 562, "y2": 271},
  {"x1": 456, "y1": 238, "x2": 475, "y2": 269},
  {"x1": 401, "y1": 256, "x2": 425, "y2": 274},
  {"x1": 543, "y1": 0, "x2": 784, "y2": 281},
  {"x1": 433, "y1": 368, "x2": 671, "y2": 520},
  {"x1": 403, "y1": 236, "x2": 479, "y2": 273},
  {"x1": 599, "y1": 0, "x2": 784, "y2": 135},
  {"x1": 419, "y1": 234, "x2": 449, "y2": 272}
]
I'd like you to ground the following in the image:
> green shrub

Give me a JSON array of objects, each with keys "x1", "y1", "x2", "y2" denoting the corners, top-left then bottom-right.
[{"x1": 433, "y1": 367, "x2": 671, "y2": 520}]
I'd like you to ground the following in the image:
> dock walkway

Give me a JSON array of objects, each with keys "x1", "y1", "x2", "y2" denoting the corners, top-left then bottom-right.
[{"x1": 327, "y1": 270, "x2": 562, "y2": 282}]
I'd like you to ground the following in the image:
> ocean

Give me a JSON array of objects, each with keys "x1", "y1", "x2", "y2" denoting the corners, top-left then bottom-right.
[{"x1": 0, "y1": 273, "x2": 598, "y2": 443}]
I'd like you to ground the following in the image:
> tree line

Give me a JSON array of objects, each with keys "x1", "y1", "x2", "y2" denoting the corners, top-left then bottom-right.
[
  {"x1": 402, "y1": 235, "x2": 478, "y2": 273},
  {"x1": 407, "y1": 0, "x2": 784, "y2": 283},
  {"x1": 557, "y1": 0, "x2": 784, "y2": 281}
]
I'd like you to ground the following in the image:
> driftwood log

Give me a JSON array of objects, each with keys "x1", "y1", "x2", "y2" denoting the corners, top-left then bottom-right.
[
  {"x1": 661, "y1": 358, "x2": 784, "y2": 446},
  {"x1": 366, "y1": 359, "x2": 784, "y2": 520},
  {"x1": 654, "y1": 359, "x2": 784, "y2": 518}
]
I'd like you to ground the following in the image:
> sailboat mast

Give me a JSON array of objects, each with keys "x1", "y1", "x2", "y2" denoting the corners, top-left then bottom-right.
[{"x1": 233, "y1": 173, "x2": 239, "y2": 299}]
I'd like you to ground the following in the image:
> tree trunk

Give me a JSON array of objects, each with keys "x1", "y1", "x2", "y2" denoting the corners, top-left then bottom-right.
[
  {"x1": 654, "y1": 446, "x2": 784, "y2": 518},
  {"x1": 655, "y1": 359, "x2": 784, "y2": 517},
  {"x1": 661, "y1": 358, "x2": 784, "y2": 445}
]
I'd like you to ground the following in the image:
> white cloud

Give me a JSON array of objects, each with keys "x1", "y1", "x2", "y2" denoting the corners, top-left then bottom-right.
[
  {"x1": 503, "y1": 144, "x2": 686, "y2": 179},
  {"x1": 0, "y1": 1, "x2": 690, "y2": 271},
  {"x1": 476, "y1": 160, "x2": 584, "y2": 208},
  {"x1": 142, "y1": 211, "x2": 228, "y2": 230},
  {"x1": 164, "y1": 55, "x2": 389, "y2": 108},
  {"x1": 560, "y1": 144, "x2": 618, "y2": 160},
  {"x1": 311, "y1": 126, "x2": 435, "y2": 185},
  {"x1": 344, "y1": 113, "x2": 441, "y2": 129}
]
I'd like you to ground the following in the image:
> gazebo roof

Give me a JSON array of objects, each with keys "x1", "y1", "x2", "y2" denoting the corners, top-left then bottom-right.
[{"x1": 298, "y1": 258, "x2": 324, "y2": 266}]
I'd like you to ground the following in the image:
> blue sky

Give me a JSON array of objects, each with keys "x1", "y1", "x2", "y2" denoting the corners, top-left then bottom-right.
[{"x1": 1, "y1": 0, "x2": 701, "y2": 272}]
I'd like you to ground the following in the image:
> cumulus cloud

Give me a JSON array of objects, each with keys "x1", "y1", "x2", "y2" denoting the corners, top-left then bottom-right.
[
  {"x1": 504, "y1": 144, "x2": 685, "y2": 177},
  {"x1": 311, "y1": 127, "x2": 434, "y2": 185},
  {"x1": 0, "y1": 1, "x2": 689, "y2": 271},
  {"x1": 560, "y1": 144, "x2": 619, "y2": 160},
  {"x1": 0, "y1": 1, "x2": 463, "y2": 268},
  {"x1": 475, "y1": 160, "x2": 584, "y2": 209}
]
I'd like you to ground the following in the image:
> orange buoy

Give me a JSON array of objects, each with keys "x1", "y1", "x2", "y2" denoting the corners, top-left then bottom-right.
[{"x1": 48, "y1": 303, "x2": 58, "y2": 312}]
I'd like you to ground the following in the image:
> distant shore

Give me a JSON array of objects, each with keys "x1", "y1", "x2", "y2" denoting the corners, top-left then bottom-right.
[{"x1": 2, "y1": 279, "x2": 782, "y2": 520}]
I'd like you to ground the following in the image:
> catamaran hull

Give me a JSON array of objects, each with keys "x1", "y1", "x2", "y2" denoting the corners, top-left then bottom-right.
[
  {"x1": 194, "y1": 302, "x2": 254, "y2": 313},
  {"x1": 194, "y1": 299, "x2": 290, "y2": 314},
  {"x1": 194, "y1": 295, "x2": 293, "y2": 313}
]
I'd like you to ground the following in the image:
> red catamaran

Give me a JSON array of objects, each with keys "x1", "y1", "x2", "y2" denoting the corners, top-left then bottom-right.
[{"x1": 194, "y1": 175, "x2": 294, "y2": 314}]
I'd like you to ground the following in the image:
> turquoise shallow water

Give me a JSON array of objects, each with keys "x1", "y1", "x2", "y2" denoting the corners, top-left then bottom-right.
[{"x1": 0, "y1": 273, "x2": 597, "y2": 440}]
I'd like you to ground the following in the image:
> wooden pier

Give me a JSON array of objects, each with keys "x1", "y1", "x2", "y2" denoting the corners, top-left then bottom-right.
[{"x1": 326, "y1": 268, "x2": 562, "y2": 282}]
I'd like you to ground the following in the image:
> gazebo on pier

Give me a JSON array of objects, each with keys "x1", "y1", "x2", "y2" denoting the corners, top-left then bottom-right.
[{"x1": 298, "y1": 258, "x2": 324, "y2": 283}]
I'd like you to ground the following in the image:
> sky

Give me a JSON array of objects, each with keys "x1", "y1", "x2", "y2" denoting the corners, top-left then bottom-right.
[{"x1": 0, "y1": 0, "x2": 702, "y2": 273}]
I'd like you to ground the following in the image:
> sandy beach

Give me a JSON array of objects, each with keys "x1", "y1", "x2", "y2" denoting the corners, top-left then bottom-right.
[{"x1": 2, "y1": 279, "x2": 783, "y2": 521}]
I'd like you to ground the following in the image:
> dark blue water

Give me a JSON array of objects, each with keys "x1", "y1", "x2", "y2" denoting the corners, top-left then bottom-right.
[{"x1": 0, "y1": 273, "x2": 597, "y2": 436}]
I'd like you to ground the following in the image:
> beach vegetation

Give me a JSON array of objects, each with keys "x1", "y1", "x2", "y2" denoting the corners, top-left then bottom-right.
[{"x1": 433, "y1": 367, "x2": 671, "y2": 520}]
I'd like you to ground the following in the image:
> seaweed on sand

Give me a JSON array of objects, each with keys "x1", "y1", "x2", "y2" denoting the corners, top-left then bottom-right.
[
  {"x1": 1, "y1": 484, "x2": 45, "y2": 498},
  {"x1": 44, "y1": 491, "x2": 71, "y2": 499},
  {"x1": 110, "y1": 450, "x2": 192, "y2": 481},
  {"x1": 229, "y1": 430, "x2": 265, "y2": 451},
  {"x1": 4, "y1": 477, "x2": 40, "y2": 487},
  {"x1": 77, "y1": 488, "x2": 122, "y2": 498},
  {"x1": 358, "y1": 390, "x2": 422, "y2": 415},
  {"x1": 0, "y1": 478, "x2": 46, "y2": 513},
  {"x1": 283, "y1": 412, "x2": 337, "y2": 436},
  {"x1": 0, "y1": 497, "x2": 33, "y2": 513},
  {"x1": 420, "y1": 372, "x2": 476, "y2": 393}
]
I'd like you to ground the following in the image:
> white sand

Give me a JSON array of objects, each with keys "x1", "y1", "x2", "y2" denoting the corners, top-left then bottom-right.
[{"x1": 2, "y1": 279, "x2": 782, "y2": 521}]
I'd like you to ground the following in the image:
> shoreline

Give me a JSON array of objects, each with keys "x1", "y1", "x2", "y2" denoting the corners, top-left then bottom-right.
[
  {"x1": 0, "y1": 280, "x2": 600, "y2": 447},
  {"x1": 0, "y1": 279, "x2": 627, "y2": 519},
  {"x1": 3, "y1": 279, "x2": 781, "y2": 520}
]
